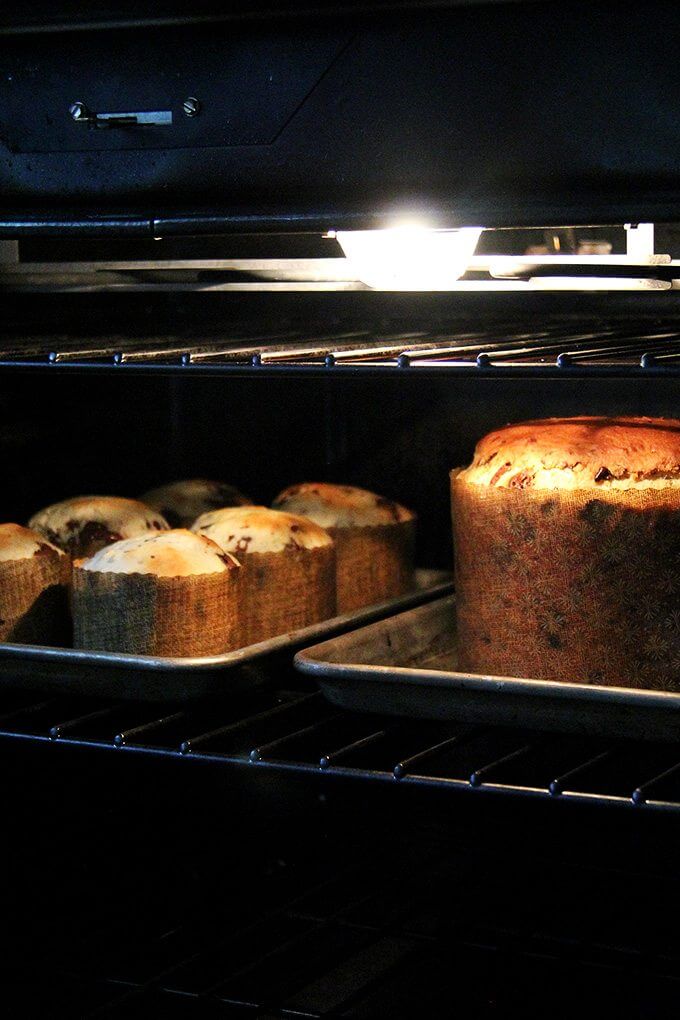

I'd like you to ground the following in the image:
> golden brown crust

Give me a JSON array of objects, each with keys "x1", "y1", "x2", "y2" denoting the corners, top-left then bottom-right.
[
  {"x1": 459, "y1": 416, "x2": 680, "y2": 491},
  {"x1": 0, "y1": 523, "x2": 65, "y2": 562},
  {"x1": 330, "y1": 520, "x2": 415, "y2": 613},
  {"x1": 29, "y1": 496, "x2": 169, "y2": 558},
  {"x1": 81, "y1": 529, "x2": 238, "y2": 577},
  {"x1": 272, "y1": 482, "x2": 415, "y2": 528},
  {"x1": 72, "y1": 563, "x2": 243, "y2": 656},
  {"x1": 0, "y1": 548, "x2": 71, "y2": 645},
  {"x1": 452, "y1": 473, "x2": 680, "y2": 690},
  {"x1": 192, "y1": 506, "x2": 333, "y2": 554}
]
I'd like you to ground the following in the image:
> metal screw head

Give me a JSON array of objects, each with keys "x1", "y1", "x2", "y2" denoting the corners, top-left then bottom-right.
[
  {"x1": 183, "y1": 96, "x2": 201, "y2": 118},
  {"x1": 69, "y1": 101, "x2": 88, "y2": 121}
]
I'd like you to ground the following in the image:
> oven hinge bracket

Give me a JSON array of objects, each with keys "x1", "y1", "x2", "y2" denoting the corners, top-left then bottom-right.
[
  {"x1": 624, "y1": 222, "x2": 655, "y2": 260},
  {"x1": 69, "y1": 101, "x2": 173, "y2": 129}
]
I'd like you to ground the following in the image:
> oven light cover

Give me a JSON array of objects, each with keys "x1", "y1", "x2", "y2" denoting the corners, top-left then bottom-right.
[{"x1": 335, "y1": 225, "x2": 483, "y2": 290}]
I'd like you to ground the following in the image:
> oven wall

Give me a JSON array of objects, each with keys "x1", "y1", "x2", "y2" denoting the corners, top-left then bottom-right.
[{"x1": 4, "y1": 370, "x2": 680, "y2": 569}]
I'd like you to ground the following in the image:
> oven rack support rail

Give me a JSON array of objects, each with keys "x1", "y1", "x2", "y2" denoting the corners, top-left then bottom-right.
[
  {"x1": 4, "y1": 687, "x2": 680, "y2": 812},
  {"x1": 5, "y1": 323, "x2": 680, "y2": 376}
]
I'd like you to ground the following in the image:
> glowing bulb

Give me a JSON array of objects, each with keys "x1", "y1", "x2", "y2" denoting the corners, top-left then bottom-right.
[{"x1": 336, "y1": 226, "x2": 483, "y2": 290}]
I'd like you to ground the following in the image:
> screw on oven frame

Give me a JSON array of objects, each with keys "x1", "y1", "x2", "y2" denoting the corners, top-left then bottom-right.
[
  {"x1": 183, "y1": 97, "x2": 201, "y2": 117},
  {"x1": 69, "y1": 101, "x2": 90, "y2": 122}
]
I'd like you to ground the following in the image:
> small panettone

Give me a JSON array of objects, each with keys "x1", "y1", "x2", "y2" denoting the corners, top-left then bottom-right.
[
  {"x1": 192, "y1": 506, "x2": 336, "y2": 644},
  {"x1": 140, "y1": 479, "x2": 252, "y2": 528},
  {"x1": 0, "y1": 524, "x2": 70, "y2": 644},
  {"x1": 29, "y1": 496, "x2": 169, "y2": 558},
  {"x1": 72, "y1": 529, "x2": 242, "y2": 656},
  {"x1": 452, "y1": 416, "x2": 680, "y2": 691},
  {"x1": 272, "y1": 483, "x2": 415, "y2": 612}
]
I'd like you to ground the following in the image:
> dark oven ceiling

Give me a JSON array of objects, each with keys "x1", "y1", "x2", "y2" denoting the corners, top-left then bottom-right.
[
  {"x1": 0, "y1": 1, "x2": 543, "y2": 34},
  {"x1": 0, "y1": 0, "x2": 679, "y2": 233}
]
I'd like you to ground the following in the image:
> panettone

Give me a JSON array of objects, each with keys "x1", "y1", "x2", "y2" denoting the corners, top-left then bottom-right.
[
  {"x1": 0, "y1": 523, "x2": 70, "y2": 644},
  {"x1": 272, "y1": 483, "x2": 415, "y2": 612},
  {"x1": 192, "y1": 505, "x2": 335, "y2": 644},
  {"x1": 72, "y1": 529, "x2": 242, "y2": 656},
  {"x1": 140, "y1": 479, "x2": 252, "y2": 528},
  {"x1": 452, "y1": 416, "x2": 680, "y2": 690}
]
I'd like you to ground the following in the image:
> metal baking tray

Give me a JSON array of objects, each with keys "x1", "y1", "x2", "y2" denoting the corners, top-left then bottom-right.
[
  {"x1": 295, "y1": 595, "x2": 680, "y2": 740},
  {"x1": 0, "y1": 570, "x2": 452, "y2": 703}
]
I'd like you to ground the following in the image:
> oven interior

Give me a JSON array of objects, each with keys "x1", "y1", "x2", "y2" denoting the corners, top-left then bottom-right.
[
  {"x1": 5, "y1": 0, "x2": 680, "y2": 1011},
  {"x1": 2, "y1": 267, "x2": 680, "y2": 1016}
]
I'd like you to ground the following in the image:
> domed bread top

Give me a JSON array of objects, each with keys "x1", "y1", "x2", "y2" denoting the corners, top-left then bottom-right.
[
  {"x1": 457, "y1": 416, "x2": 680, "y2": 491},
  {"x1": 29, "y1": 496, "x2": 169, "y2": 549},
  {"x1": 272, "y1": 483, "x2": 415, "y2": 529},
  {"x1": 0, "y1": 523, "x2": 65, "y2": 563},
  {"x1": 140, "y1": 479, "x2": 252, "y2": 526},
  {"x1": 80, "y1": 529, "x2": 239, "y2": 577},
  {"x1": 192, "y1": 506, "x2": 334, "y2": 555}
]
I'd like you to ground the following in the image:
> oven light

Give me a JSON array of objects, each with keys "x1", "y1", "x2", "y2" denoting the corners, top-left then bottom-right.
[{"x1": 335, "y1": 226, "x2": 483, "y2": 290}]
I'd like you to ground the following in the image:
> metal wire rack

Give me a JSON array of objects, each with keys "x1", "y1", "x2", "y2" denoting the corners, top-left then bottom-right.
[
  {"x1": 5, "y1": 321, "x2": 680, "y2": 375},
  {"x1": 5, "y1": 680, "x2": 680, "y2": 1016},
  {"x1": 3, "y1": 684, "x2": 680, "y2": 811}
]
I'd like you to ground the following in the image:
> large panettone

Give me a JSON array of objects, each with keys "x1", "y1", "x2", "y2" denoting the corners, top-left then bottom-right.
[{"x1": 452, "y1": 416, "x2": 680, "y2": 690}]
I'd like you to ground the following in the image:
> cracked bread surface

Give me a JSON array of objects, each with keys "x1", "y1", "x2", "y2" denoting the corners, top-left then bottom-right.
[{"x1": 459, "y1": 417, "x2": 680, "y2": 491}]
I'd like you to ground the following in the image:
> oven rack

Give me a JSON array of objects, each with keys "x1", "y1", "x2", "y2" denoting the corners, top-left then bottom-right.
[
  {"x1": 4, "y1": 685, "x2": 680, "y2": 812},
  {"x1": 5, "y1": 321, "x2": 680, "y2": 376}
]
